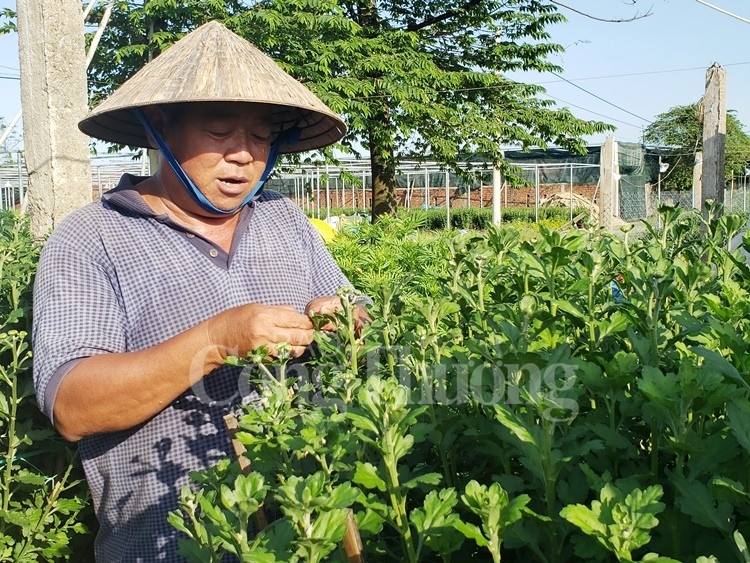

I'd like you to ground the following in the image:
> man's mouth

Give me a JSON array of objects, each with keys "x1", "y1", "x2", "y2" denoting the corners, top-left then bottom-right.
[
  {"x1": 220, "y1": 177, "x2": 247, "y2": 185},
  {"x1": 216, "y1": 177, "x2": 249, "y2": 193}
]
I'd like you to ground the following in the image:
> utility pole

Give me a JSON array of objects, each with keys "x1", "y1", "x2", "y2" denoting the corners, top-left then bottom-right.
[
  {"x1": 17, "y1": 0, "x2": 91, "y2": 239},
  {"x1": 701, "y1": 63, "x2": 726, "y2": 218}
]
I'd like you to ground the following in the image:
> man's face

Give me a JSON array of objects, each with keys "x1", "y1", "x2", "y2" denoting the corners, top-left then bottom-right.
[{"x1": 162, "y1": 102, "x2": 273, "y2": 212}]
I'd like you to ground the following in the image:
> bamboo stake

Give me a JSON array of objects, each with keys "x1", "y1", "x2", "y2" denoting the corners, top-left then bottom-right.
[
  {"x1": 342, "y1": 508, "x2": 366, "y2": 563},
  {"x1": 223, "y1": 413, "x2": 269, "y2": 530}
]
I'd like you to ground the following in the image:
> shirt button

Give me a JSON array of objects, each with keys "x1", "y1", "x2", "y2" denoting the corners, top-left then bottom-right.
[
  {"x1": 186, "y1": 233, "x2": 195, "y2": 238},
  {"x1": 209, "y1": 248, "x2": 218, "y2": 257}
]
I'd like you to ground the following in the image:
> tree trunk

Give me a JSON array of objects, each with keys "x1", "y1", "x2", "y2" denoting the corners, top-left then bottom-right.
[
  {"x1": 369, "y1": 125, "x2": 398, "y2": 222},
  {"x1": 356, "y1": 0, "x2": 398, "y2": 222}
]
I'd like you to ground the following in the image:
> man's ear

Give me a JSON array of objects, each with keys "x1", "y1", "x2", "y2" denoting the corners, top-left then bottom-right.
[{"x1": 140, "y1": 106, "x2": 168, "y2": 149}]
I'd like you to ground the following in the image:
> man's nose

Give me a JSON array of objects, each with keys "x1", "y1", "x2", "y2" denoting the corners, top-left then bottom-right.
[{"x1": 227, "y1": 133, "x2": 268, "y2": 162}]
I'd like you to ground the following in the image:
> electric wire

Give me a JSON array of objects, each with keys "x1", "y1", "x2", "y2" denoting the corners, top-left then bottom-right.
[
  {"x1": 535, "y1": 61, "x2": 750, "y2": 85},
  {"x1": 536, "y1": 93, "x2": 644, "y2": 128},
  {"x1": 2, "y1": 52, "x2": 749, "y2": 141},
  {"x1": 548, "y1": 70, "x2": 651, "y2": 123},
  {"x1": 695, "y1": 0, "x2": 750, "y2": 24}
]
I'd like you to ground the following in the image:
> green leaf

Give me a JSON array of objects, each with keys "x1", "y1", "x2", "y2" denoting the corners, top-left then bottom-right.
[
  {"x1": 550, "y1": 298, "x2": 584, "y2": 317},
  {"x1": 641, "y1": 555, "x2": 684, "y2": 563},
  {"x1": 559, "y1": 503, "x2": 607, "y2": 539},
  {"x1": 402, "y1": 472, "x2": 441, "y2": 490},
  {"x1": 734, "y1": 530, "x2": 750, "y2": 563},
  {"x1": 493, "y1": 404, "x2": 538, "y2": 446},
  {"x1": 638, "y1": 366, "x2": 680, "y2": 406},
  {"x1": 309, "y1": 508, "x2": 349, "y2": 542},
  {"x1": 597, "y1": 310, "x2": 631, "y2": 339},
  {"x1": 326, "y1": 481, "x2": 360, "y2": 509},
  {"x1": 410, "y1": 488, "x2": 457, "y2": 535},
  {"x1": 561, "y1": 483, "x2": 665, "y2": 561},
  {"x1": 727, "y1": 400, "x2": 750, "y2": 455},
  {"x1": 691, "y1": 346, "x2": 750, "y2": 391},
  {"x1": 453, "y1": 520, "x2": 488, "y2": 547},
  {"x1": 355, "y1": 507, "x2": 386, "y2": 535},
  {"x1": 671, "y1": 473, "x2": 733, "y2": 534},
  {"x1": 346, "y1": 410, "x2": 380, "y2": 435},
  {"x1": 352, "y1": 462, "x2": 387, "y2": 492}
]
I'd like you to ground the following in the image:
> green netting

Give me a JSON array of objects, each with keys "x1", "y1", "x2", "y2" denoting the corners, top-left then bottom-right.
[
  {"x1": 619, "y1": 143, "x2": 652, "y2": 220},
  {"x1": 503, "y1": 146, "x2": 601, "y2": 184}
]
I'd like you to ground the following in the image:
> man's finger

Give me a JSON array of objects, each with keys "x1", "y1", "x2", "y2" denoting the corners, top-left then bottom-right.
[{"x1": 264, "y1": 307, "x2": 314, "y2": 329}]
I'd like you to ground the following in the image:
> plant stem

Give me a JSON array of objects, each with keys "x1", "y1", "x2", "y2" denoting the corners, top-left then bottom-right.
[
  {"x1": 476, "y1": 259, "x2": 488, "y2": 333},
  {"x1": 2, "y1": 336, "x2": 21, "y2": 518},
  {"x1": 540, "y1": 420, "x2": 561, "y2": 563},
  {"x1": 381, "y1": 297, "x2": 396, "y2": 379},
  {"x1": 650, "y1": 425, "x2": 661, "y2": 478},
  {"x1": 384, "y1": 452, "x2": 418, "y2": 563},
  {"x1": 648, "y1": 279, "x2": 662, "y2": 368},
  {"x1": 587, "y1": 274, "x2": 596, "y2": 349}
]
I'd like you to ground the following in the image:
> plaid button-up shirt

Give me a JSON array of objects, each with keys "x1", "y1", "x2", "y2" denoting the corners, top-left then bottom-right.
[{"x1": 32, "y1": 174, "x2": 353, "y2": 561}]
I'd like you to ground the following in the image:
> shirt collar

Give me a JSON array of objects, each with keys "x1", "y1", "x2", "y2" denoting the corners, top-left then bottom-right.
[{"x1": 102, "y1": 173, "x2": 255, "y2": 227}]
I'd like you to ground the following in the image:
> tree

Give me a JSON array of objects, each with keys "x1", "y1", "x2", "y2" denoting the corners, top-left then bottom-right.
[
  {"x1": 642, "y1": 103, "x2": 750, "y2": 190},
  {"x1": 87, "y1": 0, "x2": 613, "y2": 220}
]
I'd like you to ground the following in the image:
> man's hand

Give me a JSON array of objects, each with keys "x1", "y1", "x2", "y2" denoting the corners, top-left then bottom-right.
[
  {"x1": 305, "y1": 295, "x2": 371, "y2": 333},
  {"x1": 209, "y1": 303, "x2": 315, "y2": 360}
]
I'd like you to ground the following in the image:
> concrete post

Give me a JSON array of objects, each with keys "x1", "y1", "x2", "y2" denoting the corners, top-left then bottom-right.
[
  {"x1": 693, "y1": 151, "x2": 703, "y2": 212},
  {"x1": 701, "y1": 63, "x2": 726, "y2": 218},
  {"x1": 17, "y1": 0, "x2": 92, "y2": 239},
  {"x1": 599, "y1": 135, "x2": 617, "y2": 230},
  {"x1": 492, "y1": 167, "x2": 502, "y2": 226}
]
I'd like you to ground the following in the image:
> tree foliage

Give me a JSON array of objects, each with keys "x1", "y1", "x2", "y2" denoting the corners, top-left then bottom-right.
[
  {"x1": 0, "y1": 8, "x2": 16, "y2": 34},
  {"x1": 642, "y1": 103, "x2": 750, "y2": 190},
  {"x1": 87, "y1": 0, "x2": 613, "y2": 219}
]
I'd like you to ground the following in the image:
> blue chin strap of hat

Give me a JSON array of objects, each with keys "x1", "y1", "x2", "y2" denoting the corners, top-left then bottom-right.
[{"x1": 133, "y1": 108, "x2": 299, "y2": 215}]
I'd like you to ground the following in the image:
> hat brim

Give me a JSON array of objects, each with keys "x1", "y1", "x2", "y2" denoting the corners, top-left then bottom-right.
[{"x1": 78, "y1": 101, "x2": 346, "y2": 153}]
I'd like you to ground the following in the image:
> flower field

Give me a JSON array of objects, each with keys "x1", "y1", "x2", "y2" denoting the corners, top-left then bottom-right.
[
  {"x1": 169, "y1": 205, "x2": 750, "y2": 563},
  {"x1": 2, "y1": 205, "x2": 750, "y2": 562}
]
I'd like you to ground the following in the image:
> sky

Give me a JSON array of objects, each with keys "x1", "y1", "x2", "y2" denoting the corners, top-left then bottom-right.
[
  {"x1": 508, "y1": 0, "x2": 750, "y2": 145},
  {"x1": 1, "y1": 0, "x2": 749, "y2": 149}
]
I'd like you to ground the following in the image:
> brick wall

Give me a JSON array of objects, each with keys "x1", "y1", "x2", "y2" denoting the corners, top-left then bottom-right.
[{"x1": 309, "y1": 183, "x2": 599, "y2": 210}]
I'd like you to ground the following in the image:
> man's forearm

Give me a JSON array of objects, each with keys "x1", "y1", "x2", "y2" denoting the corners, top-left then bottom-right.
[{"x1": 53, "y1": 321, "x2": 224, "y2": 442}]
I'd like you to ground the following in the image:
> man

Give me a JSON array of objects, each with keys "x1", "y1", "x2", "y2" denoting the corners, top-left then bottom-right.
[{"x1": 32, "y1": 21, "x2": 362, "y2": 561}]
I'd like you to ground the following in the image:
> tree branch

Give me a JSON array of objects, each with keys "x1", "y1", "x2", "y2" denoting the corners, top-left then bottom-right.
[
  {"x1": 550, "y1": 0, "x2": 654, "y2": 22},
  {"x1": 406, "y1": 0, "x2": 484, "y2": 32}
]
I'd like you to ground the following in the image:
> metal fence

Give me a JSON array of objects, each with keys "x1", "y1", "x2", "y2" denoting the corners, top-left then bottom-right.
[
  {"x1": 2, "y1": 148, "x2": 747, "y2": 229},
  {"x1": 0, "y1": 151, "x2": 648, "y2": 227},
  {"x1": 90, "y1": 152, "x2": 147, "y2": 198},
  {"x1": 0, "y1": 152, "x2": 27, "y2": 211},
  {"x1": 266, "y1": 159, "x2": 601, "y2": 224},
  {"x1": 643, "y1": 184, "x2": 749, "y2": 224},
  {"x1": 724, "y1": 182, "x2": 750, "y2": 214},
  {"x1": 0, "y1": 151, "x2": 145, "y2": 212}
]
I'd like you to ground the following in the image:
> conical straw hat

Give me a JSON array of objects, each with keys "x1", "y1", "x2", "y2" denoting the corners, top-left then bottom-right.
[{"x1": 78, "y1": 21, "x2": 346, "y2": 153}]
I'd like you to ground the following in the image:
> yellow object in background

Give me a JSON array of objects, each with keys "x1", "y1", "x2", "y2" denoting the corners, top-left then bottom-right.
[{"x1": 309, "y1": 217, "x2": 337, "y2": 243}]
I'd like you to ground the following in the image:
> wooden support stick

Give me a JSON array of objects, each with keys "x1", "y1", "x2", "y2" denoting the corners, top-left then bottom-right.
[
  {"x1": 342, "y1": 508, "x2": 366, "y2": 563},
  {"x1": 223, "y1": 412, "x2": 269, "y2": 530}
]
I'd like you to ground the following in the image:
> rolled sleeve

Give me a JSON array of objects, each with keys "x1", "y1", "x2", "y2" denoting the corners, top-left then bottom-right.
[{"x1": 32, "y1": 220, "x2": 127, "y2": 419}]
